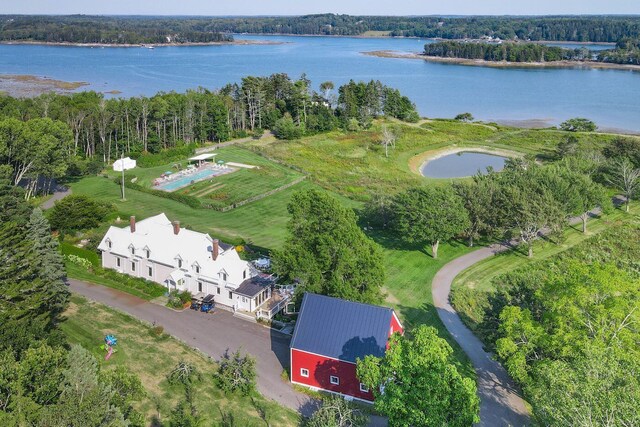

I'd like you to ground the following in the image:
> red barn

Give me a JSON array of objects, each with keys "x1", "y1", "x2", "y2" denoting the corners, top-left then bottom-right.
[{"x1": 290, "y1": 293, "x2": 403, "y2": 402}]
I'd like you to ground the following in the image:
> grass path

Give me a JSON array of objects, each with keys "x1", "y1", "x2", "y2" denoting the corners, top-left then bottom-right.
[{"x1": 452, "y1": 205, "x2": 639, "y2": 293}]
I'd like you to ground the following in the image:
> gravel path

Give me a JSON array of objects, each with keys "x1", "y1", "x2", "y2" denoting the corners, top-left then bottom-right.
[{"x1": 432, "y1": 243, "x2": 530, "y2": 426}]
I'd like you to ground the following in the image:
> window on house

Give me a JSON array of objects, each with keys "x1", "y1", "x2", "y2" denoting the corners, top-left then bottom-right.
[
  {"x1": 217, "y1": 287, "x2": 220, "y2": 295},
  {"x1": 198, "y1": 282, "x2": 203, "y2": 292},
  {"x1": 222, "y1": 273, "x2": 227, "y2": 281},
  {"x1": 145, "y1": 249, "x2": 150, "y2": 258},
  {"x1": 116, "y1": 257, "x2": 121, "y2": 267},
  {"x1": 131, "y1": 262, "x2": 136, "y2": 271},
  {"x1": 243, "y1": 270, "x2": 246, "y2": 279},
  {"x1": 359, "y1": 383, "x2": 369, "y2": 393},
  {"x1": 177, "y1": 259, "x2": 183, "y2": 268},
  {"x1": 228, "y1": 291, "x2": 232, "y2": 299},
  {"x1": 130, "y1": 247, "x2": 135, "y2": 255},
  {"x1": 242, "y1": 297, "x2": 246, "y2": 303},
  {"x1": 107, "y1": 240, "x2": 112, "y2": 249},
  {"x1": 330, "y1": 376, "x2": 340, "y2": 385},
  {"x1": 195, "y1": 265, "x2": 200, "y2": 274},
  {"x1": 148, "y1": 266, "x2": 153, "y2": 277},
  {"x1": 300, "y1": 368, "x2": 309, "y2": 378}
]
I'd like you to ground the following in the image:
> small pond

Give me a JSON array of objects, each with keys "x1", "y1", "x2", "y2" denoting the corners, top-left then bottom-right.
[{"x1": 421, "y1": 151, "x2": 508, "y2": 179}]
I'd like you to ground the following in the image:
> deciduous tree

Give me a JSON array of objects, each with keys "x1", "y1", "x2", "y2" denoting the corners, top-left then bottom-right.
[
  {"x1": 274, "y1": 189, "x2": 385, "y2": 304},
  {"x1": 391, "y1": 186, "x2": 470, "y2": 258},
  {"x1": 357, "y1": 326, "x2": 479, "y2": 427}
]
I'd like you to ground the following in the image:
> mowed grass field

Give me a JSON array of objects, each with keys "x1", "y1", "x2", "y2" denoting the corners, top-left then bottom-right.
[
  {"x1": 61, "y1": 295, "x2": 299, "y2": 426},
  {"x1": 110, "y1": 146, "x2": 304, "y2": 210}
]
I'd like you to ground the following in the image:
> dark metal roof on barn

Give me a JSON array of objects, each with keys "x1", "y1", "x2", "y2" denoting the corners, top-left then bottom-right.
[{"x1": 290, "y1": 293, "x2": 394, "y2": 363}]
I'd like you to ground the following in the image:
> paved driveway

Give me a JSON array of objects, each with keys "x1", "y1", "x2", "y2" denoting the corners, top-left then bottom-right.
[
  {"x1": 67, "y1": 279, "x2": 315, "y2": 415},
  {"x1": 432, "y1": 243, "x2": 531, "y2": 426}
]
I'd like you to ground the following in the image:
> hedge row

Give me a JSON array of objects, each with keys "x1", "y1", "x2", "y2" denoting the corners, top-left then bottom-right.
[
  {"x1": 60, "y1": 242, "x2": 100, "y2": 266},
  {"x1": 114, "y1": 177, "x2": 203, "y2": 209}
]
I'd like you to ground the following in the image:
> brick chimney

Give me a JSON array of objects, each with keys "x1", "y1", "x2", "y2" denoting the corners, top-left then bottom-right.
[
  {"x1": 129, "y1": 216, "x2": 136, "y2": 233},
  {"x1": 172, "y1": 221, "x2": 180, "y2": 235},
  {"x1": 212, "y1": 239, "x2": 219, "y2": 261}
]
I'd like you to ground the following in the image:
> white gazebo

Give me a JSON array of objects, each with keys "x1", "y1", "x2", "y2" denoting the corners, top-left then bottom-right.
[
  {"x1": 188, "y1": 153, "x2": 217, "y2": 167},
  {"x1": 113, "y1": 157, "x2": 137, "y2": 172}
]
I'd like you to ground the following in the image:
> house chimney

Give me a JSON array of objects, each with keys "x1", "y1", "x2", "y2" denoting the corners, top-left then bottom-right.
[
  {"x1": 212, "y1": 239, "x2": 219, "y2": 261},
  {"x1": 129, "y1": 216, "x2": 136, "y2": 233},
  {"x1": 173, "y1": 221, "x2": 180, "y2": 235}
]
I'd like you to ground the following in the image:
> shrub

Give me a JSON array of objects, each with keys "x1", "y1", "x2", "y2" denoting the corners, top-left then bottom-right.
[
  {"x1": 560, "y1": 118, "x2": 597, "y2": 132},
  {"x1": 454, "y1": 112, "x2": 475, "y2": 122},
  {"x1": 60, "y1": 242, "x2": 100, "y2": 266},
  {"x1": 273, "y1": 115, "x2": 304, "y2": 140},
  {"x1": 132, "y1": 144, "x2": 197, "y2": 168},
  {"x1": 215, "y1": 350, "x2": 257, "y2": 396},
  {"x1": 48, "y1": 195, "x2": 113, "y2": 233},
  {"x1": 115, "y1": 178, "x2": 202, "y2": 209}
]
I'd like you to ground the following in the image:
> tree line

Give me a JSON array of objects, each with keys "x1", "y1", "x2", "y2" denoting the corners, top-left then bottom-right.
[
  {"x1": 424, "y1": 41, "x2": 589, "y2": 62},
  {"x1": 2, "y1": 15, "x2": 640, "y2": 44},
  {"x1": 0, "y1": 15, "x2": 232, "y2": 44},
  {"x1": 597, "y1": 37, "x2": 640, "y2": 65},
  {"x1": 0, "y1": 74, "x2": 418, "y2": 199},
  {"x1": 425, "y1": 40, "x2": 640, "y2": 65},
  {"x1": 0, "y1": 184, "x2": 146, "y2": 425},
  {"x1": 454, "y1": 223, "x2": 640, "y2": 426}
]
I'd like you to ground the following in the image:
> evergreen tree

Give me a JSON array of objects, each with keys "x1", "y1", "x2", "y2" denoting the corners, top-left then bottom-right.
[{"x1": 0, "y1": 184, "x2": 68, "y2": 354}]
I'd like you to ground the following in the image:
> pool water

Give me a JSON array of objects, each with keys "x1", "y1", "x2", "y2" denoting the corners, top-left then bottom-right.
[
  {"x1": 156, "y1": 168, "x2": 228, "y2": 192},
  {"x1": 421, "y1": 152, "x2": 508, "y2": 179}
]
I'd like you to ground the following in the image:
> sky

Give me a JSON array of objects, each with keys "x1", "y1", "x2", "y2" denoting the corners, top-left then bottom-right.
[{"x1": 4, "y1": 0, "x2": 640, "y2": 16}]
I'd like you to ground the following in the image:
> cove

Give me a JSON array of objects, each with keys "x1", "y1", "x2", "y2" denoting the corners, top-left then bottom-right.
[
  {"x1": 420, "y1": 152, "x2": 508, "y2": 179},
  {"x1": 1, "y1": 35, "x2": 639, "y2": 132}
]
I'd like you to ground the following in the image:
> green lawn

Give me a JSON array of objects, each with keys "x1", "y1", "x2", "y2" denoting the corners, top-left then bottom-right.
[
  {"x1": 71, "y1": 176, "x2": 320, "y2": 250},
  {"x1": 61, "y1": 295, "x2": 299, "y2": 426},
  {"x1": 111, "y1": 146, "x2": 304, "y2": 210}
]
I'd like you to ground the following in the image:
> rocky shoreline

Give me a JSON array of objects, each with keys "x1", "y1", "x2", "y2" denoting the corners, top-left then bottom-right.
[{"x1": 363, "y1": 50, "x2": 640, "y2": 72}]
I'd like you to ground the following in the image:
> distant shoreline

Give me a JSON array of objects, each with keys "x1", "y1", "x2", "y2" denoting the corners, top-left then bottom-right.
[
  {"x1": 363, "y1": 50, "x2": 640, "y2": 72},
  {"x1": 0, "y1": 39, "x2": 285, "y2": 48}
]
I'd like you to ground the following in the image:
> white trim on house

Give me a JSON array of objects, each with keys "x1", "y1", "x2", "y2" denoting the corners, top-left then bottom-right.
[
  {"x1": 330, "y1": 375, "x2": 340, "y2": 385},
  {"x1": 300, "y1": 368, "x2": 309, "y2": 378},
  {"x1": 97, "y1": 213, "x2": 265, "y2": 313}
]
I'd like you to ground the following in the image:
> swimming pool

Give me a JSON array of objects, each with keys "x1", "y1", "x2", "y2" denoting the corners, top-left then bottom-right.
[{"x1": 156, "y1": 168, "x2": 229, "y2": 192}]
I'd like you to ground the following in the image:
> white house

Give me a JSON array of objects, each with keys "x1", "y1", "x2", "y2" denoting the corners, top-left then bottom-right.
[
  {"x1": 97, "y1": 213, "x2": 283, "y2": 317},
  {"x1": 113, "y1": 157, "x2": 137, "y2": 172}
]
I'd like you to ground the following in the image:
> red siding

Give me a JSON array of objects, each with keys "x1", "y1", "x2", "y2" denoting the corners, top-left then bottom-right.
[
  {"x1": 291, "y1": 349, "x2": 374, "y2": 402},
  {"x1": 390, "y1": 312, "x2": 403, "y2": 336}
]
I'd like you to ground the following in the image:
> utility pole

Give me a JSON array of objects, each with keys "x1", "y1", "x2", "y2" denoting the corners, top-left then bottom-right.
[{"x1": 120, "y1": 151, "x2": 126, "y2": 201}]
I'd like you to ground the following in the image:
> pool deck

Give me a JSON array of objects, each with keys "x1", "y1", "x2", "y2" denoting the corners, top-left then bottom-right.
[{"x1": 154, "y1": 165, "x2": 236, "y2": 192}]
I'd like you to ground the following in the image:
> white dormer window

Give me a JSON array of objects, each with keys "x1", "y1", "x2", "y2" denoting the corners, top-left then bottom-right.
[
  {"x1": 195, "y1": 265, "x2": 200, "y2": 274},
  {"x1": 145, "y1": 249, "x2": 150, "y2": 258},
  {"x1": 178, "y1": 259, "x2": 183, "y2": 268},
  {"x1": 243, "y1": 270, "x2": 247, "y2": 279},
  {"x1": 129, "y1": 245, "x2": 135, "y2": 255},
  {"x1": 222, "y1": 273, "x2": 227, "y2": 281},
  {"x1": 106, "y1": 239, "x2": 112, "y2": 249}
]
